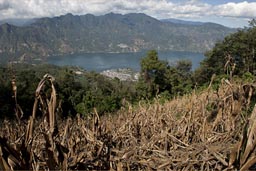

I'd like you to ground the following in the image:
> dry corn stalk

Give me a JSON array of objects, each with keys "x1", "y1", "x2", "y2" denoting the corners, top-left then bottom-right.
[
  {"x1": 11, "y1": 75, "x2": 24, "y2": 123},
  {"x1": 0, "y1": 74, "x2": 60, "y2": 170},
  {"x1": 229, "y1": 103, "x2": 256, "y2": 170},
  {"x1": 1, "y1": 75, "x2": 256, "y2": 170},
  {"x1": 25, "y1": 74, "x2": 57, "y2": 146}
]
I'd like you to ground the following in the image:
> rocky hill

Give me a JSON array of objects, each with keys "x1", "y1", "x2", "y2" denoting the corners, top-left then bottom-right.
[{"x1": 0, "y1": 13, "x2": 235, "y2": 62}]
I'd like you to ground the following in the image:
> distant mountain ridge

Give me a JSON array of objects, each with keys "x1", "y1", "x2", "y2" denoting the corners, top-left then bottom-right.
[
  {"x1": 0, "y1": 13, "x2": 236, "y2": 62},
  {"x1": 161, "y1": 18, "x2": 205, "y2": 25},
  {"x1": 0, "y1": 18, "x2": 37, "y2": 27}
]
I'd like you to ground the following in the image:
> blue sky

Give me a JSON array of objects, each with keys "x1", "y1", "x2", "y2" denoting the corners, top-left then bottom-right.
[{"x1": 0, "y1": 0, "x2": 255, "y2": 28}]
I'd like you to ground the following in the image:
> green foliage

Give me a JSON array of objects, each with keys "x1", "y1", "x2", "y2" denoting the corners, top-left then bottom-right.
[
  {"x1": 0, "y1": 67, "x2": 13, "y2": 119},
  {"x1": 137, "y1": 50, "x2": 193, "y2": 100},
  {"x1": 175, "y1": 59, "x2": 192, "y2": 74},
  {"x1": 194, "y1": 20, "x2": 256, "y2": 85},
  {"x1": 158, "y1": 90, "x2": 172, "y2": 104},
  {"x1": 241, "y1": 72, "x2": 255, "y2": 83},
  {"x1": 171, "y1": 59, "x2": 193, "y2": 94},
  {"x1": 138, "y1": 50, "x2": 170, "y2": 99},
  {"x1": 0, "y1": 63, "x2": 138, "y2": 119}
]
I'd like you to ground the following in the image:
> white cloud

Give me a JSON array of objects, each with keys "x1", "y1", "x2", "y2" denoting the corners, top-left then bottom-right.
[
  {"x1": 0, "y1": 0, "x2": 255, "y2": 23},
  {"x1": 0, "y1": 1, "x2": 9, "y2": 10},
  {"x1": 215, "y1": 1, "x2": 256, "y2": 18}
]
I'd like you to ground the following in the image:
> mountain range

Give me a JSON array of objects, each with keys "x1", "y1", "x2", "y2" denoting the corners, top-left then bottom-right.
[
  {"x1": 161, "y1": 18, "x2": 206, "y2": 25},
  {"x1": 0, "y1": 13, "x2": 236, "y2": 62}
]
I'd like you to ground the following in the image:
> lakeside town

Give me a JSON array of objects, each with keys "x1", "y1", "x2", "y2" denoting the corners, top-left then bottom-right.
[
  {"x1": 74, "y1": 67, "x2": 140, "y2": 81},
  {"x1": 100, "y1": 68, "x2": 140, "y2": 81}
]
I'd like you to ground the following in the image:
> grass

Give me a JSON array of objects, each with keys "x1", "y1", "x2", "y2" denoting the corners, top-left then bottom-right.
[{"x1": 1, "y1": 75, "x2": 256, "y2": 170}]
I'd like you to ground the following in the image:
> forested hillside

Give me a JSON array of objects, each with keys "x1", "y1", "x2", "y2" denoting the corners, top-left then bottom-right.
[{"x1": 0, "y1": 13, "x2": 235, "y2": 62}]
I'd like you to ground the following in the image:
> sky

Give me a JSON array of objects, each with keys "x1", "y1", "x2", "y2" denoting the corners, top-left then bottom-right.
[{"x1": 0, "y1": 0, "x2": 256, "y2": 28}]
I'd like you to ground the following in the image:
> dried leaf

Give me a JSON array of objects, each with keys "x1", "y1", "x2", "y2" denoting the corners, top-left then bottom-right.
[
  {"x1": 240, "y1": 104, "x2": 256, "y2": 165},
  {"x1": 240, "y1": 156, "x2": 256, "y2": 171}
]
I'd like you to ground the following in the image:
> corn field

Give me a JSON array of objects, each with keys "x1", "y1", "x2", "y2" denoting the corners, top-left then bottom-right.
[{"x1": 1, "y1": 74, "x2": 256, "y2": 170}]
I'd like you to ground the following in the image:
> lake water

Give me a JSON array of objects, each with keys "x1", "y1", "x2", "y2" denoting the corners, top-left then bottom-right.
[{"x1": 47, "y1": 51, "x2": 205, "y2": 72}]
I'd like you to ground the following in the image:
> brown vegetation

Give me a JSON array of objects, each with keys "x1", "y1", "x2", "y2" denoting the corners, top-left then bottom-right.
[{"x1": 1, "y1": 74, "x2": 256, "y2": 170}]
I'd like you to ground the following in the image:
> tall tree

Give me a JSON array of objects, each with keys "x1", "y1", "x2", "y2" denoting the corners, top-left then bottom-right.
[{"x1": 138, "y1": 50, "x2": 172, "y2": 99}]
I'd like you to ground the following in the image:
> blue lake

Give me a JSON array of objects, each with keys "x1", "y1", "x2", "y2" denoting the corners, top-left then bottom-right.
[{"x1": 47, "y1": 51, "x2": 205, "y2": 72}]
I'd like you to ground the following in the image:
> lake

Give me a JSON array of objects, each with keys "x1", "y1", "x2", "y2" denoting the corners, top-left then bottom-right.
[{"x1": 47, "y1": 51, "x2": 205, "y2": 72}]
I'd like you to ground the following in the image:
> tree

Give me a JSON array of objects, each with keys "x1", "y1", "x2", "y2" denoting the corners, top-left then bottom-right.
[
  {"x1": 249, "y1": 19, "x2": 256, "y2": 28},
  {"x1": 194, "y1": 19, "x2": 256, "y2": 85},
  {"x1": 172, "y1": 59, "x2": 193, "y2": 94},
  {"x1": 138, "y1": 50, "x2": 170, "y2": 99},
  {"x1": 175, "y1": 59, "x2": 192, "y2": 77},
  {"x1": 137, "y1": 50, "x2": 195, "y2": 99}
]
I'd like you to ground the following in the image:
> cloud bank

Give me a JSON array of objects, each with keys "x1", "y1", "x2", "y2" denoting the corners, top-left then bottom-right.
[{"x1": 0, "y1": 0, "x2": 255, "y2": 24}]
